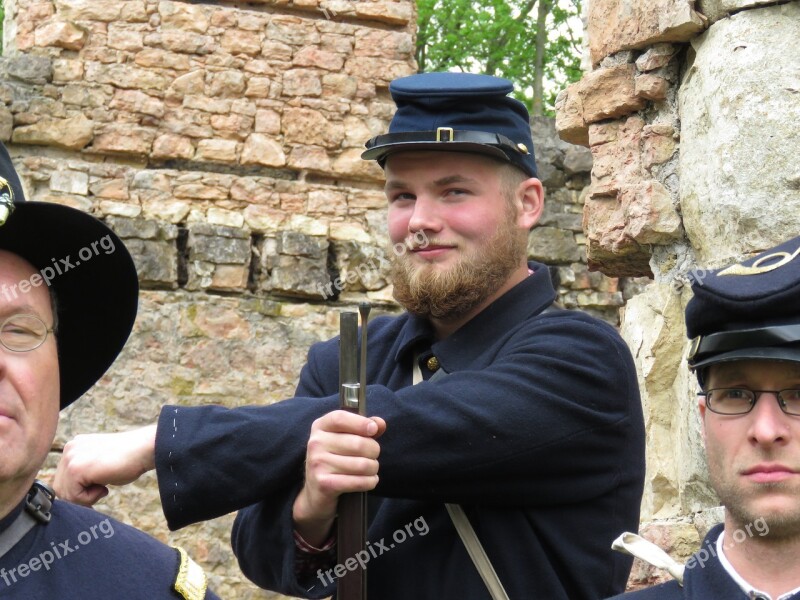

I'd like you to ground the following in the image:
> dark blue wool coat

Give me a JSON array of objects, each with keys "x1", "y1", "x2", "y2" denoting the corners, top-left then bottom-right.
[
  {"x1": 0, "y1": 498, "x2": 219, "y2": 599},
  {"x1": 155, "y1": 262, "x2": 645, "y2": 599}
]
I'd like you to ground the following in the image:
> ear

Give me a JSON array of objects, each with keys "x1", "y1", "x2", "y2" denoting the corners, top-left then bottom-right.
[
  {"x1": 697, "y1": 396, "x2": 707, "y2": 443},
  {"x1": 516, "y1": 177, "x2": 544, "y2": 230}
]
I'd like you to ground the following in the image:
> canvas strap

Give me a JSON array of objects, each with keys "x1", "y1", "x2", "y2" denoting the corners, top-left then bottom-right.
[
  {"x1": 0, "y1": 481, "x2": 54, "y2": 560},
  {"x1": 412, "y1": 359, "x2": 510, "y2": 600},
  {"x1": 612, "y1": 532, "x2": 685, "y2": 585}
]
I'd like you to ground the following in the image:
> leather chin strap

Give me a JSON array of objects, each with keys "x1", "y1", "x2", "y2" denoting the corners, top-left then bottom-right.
[{"x1": 0, "y1": 481, "x2": 55, "y2": 560}]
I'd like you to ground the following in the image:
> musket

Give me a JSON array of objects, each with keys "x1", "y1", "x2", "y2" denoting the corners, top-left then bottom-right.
[{"x1": 337, "y1": 302, "x2": 371, "y2": 600}]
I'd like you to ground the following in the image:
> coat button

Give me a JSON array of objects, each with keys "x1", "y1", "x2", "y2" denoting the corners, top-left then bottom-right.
[{"x1": 426, "y1": 356, "x2": 440, "y2": 372}]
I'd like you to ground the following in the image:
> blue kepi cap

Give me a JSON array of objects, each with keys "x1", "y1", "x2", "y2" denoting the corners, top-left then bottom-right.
[{"x1": 362, "y1": 72, "x2": 538, "y2": 178}]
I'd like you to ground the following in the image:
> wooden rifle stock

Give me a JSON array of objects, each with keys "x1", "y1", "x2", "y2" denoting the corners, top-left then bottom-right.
[{"x1": 337, "y1": 303, "x2": 370, "y2": 600}]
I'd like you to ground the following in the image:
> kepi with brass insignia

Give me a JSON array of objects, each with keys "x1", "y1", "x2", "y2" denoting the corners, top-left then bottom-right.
[
  {"x1": 362, "y1": 72, "x2": 538, "y2": 178},
  {"x1": 686, "y1": 235, "x2": 800, "y2": 383}
]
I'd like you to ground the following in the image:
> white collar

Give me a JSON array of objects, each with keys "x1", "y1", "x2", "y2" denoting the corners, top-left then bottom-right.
[{"x1": 716, "y1": 530, "x2": 800, "y2": 600}]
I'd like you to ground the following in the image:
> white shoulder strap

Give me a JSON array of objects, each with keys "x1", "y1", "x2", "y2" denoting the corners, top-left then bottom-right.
[
  {"x1": 611, "y1": 532, "x2": 685, "y2": 585},
  {"x1": 412, "y1": 356, "x2": 509, "y2": 599},
  {"x1": 446, "y1": 503, "x2": 510, "y2": 600}
]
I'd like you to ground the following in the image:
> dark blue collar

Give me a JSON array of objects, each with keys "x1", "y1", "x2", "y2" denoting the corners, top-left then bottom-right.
[{"x1": 393, "y1": 261, "x2": 557, "y2": 370}]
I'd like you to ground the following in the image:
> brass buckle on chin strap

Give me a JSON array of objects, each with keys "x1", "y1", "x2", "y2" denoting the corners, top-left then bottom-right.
[{"x1": 436, "y1": 127, "x2": 454, "y2": 142}]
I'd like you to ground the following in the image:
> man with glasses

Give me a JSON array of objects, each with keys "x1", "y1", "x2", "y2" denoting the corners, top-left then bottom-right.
[
  {"x1": 0, "y1": 142, "x2": 219, "y2": 599},
  {"x1": 610, "y1": 235, "x2": 800, "y2": 599}
]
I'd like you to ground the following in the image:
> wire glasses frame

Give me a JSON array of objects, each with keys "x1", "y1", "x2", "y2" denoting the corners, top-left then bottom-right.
[
  {"x1": 0, "y1": 314, "x2": 55, "y2": 352},
  {"x1": 701, "y1": 388, "x2": 800, "y2": 416}
]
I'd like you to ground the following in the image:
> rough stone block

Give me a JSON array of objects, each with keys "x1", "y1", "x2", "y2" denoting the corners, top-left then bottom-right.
[
  {"x1": 697, "y1": 0, "x2": 778, "y2": 24},
  {"x1": 332, "y1": 241, "x2": 390, "y2": 293},
  {"x1": 268, "y1": 254, "x2": 330, "y2": 299},
  {"x1": 277, "y1": 231, "x2": 328, "y2": 258},
  {"x1": 679, "y1": 2, "x2": 800, "y2": 266},
  {"x1": 588, "y1": 0, "x2": 706, "y2": 66},
  {"x1": 12, "y1": 115, "x2": 94, "y2": 150},
  {"x1": 579, "y1": 64, "x2": 648, "y2": 123},
  {"x1": 34, "y1": 20, "x2": 88, "y2": 50},
  {"x1": 528, "y1": 227, "x2": 582, "y2": 263},
  {"x1": 105, "y1": 217, "x2": 179, "y2": 287},
  {"x1": 188, "y1": 224, "x2": 250, "y2": 264}
]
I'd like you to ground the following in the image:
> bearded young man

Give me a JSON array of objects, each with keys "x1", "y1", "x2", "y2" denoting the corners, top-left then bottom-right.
[{"x1": 53, "y1": 73, "x2": 645, "y2": 599}]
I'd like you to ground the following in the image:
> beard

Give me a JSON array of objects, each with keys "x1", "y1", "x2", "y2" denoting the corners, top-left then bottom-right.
[
  {"x1": 708, "y1": 452, "x2": 800, "y2": 541},
  {"x1": 391, "y1": 206, "x2": 527, "y2": 321}
]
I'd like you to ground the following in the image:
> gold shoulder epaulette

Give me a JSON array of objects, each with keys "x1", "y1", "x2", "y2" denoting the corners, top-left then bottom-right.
[{"x1": 173, "y1": 546, "x2": 209, "y2": 600}]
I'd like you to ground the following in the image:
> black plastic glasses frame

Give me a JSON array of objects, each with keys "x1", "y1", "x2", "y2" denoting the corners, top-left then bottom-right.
[{"x1": 700, "y1": 388, "x2": 800, "y2": 416}]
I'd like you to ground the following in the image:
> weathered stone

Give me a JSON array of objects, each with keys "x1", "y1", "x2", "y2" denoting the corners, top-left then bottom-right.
[
  {"x1": 563, "y1": 146, "x2": 593, "y2": 176},
  {"x1": 50, "y1": 170, "x2": 89, "y2": 195},
  {"x1": 679, "y1": 2, "x2": 800, "y2": 266},
  {"x1": 579, "y1": 64, "x2": 648, "y2": 123},
  {"x1": 152, "y1": 133, "x2": 195, "y2": 160},
  {"x1": 555, "y1": 87, "x2": 589, "y2": 147},
  {"x1": 332, "y1": 241, "x2": 390, "y2": 294},
  {"x1": 34, "y1": 20, "x2": 88, "y2": 50},
  {"x1": 207, "y1": 70, "x2": 247, "y2": 98},
  {"x1": 0, "y1": 106, "x2": 13, "y2": 141},
  {"x1": 283, "y1": 107, "x2": 343, "y2": 148},
  {"x1": 241, "y1": 134, "x2": 286, "y2": 167},
  {"x1": 169, "y1": 70, "x2": 206, "y2": 96},
  {"x1": 528, "y1": 227, "x2": 582, "y2": 263},
  {"x1": 107, "y1": 218, "x2": 179, "y2": 286},
  {"x1": 293, "y1": 46, "x2": 345, "y2": 71},
  {"x1": 110, "y1": 89, "x2": 165, "y2": 118},
  {"x1": 220, "y1": 29, "x2": 262, "y2": 56},
  {"x1": 308, "y1": 189, "x2": 347, "y2": 215},
  {"x1": 354, "y1": 2, "x2": 414, "y2": 25},
  {"x1": 195, "y1": 139, "x2": 238, "y2": 163},
  {"x1": 636, "y1": 44, "x2": 678, "y2": 72},
  {"x1": 287, "y1": 145, "x2": 332, "y2": 172},
  {"x1": 635, "y1": 74, "x2": 669, "y2": 101},
  {"x1": 697, "y1": 0, "x2": 778, "y2": 24},
  {"x1": 134, "y1": 48, "x2": 192, "y2": 71},
  {"x1": 6, "y1": 54, "x2": 53, "y2": 84},
  {"x1": 268, "y1": 254, "x2": 330, "y2": 299},
  {"x1": 188, "y1": 224, "x2": 250, "y2": 264},
  {"x1": 277, "y1": 231, "x2": 328, "y2": 258},
  {"x1": 158, "y1": 1, "x2": 210, "y2": 33},
  {"x1": 620, "y1": 283, "x2": 714, "y2": 520},
  {"x1": 12, "y1": 115, "x2": 95, "y2": 150},
  {"x1": 254, "y1": 109, "x2": 281, "y2": 135},
  {"x1": 108, "y1": 25, "x2": 144, "y2": 52},
  {"x1": 282, "y1": 69, "x2": 322, "y2": 97},
  {"x1": 588, "y1": 0, "x2": 706, "y2": 66},
  {"x1": 91, "y1": 125, "x2": 155, "y2": 156}
]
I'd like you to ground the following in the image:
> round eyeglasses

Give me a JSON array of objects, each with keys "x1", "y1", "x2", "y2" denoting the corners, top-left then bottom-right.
[
  {"x1": 0, "y1": 314, "x2": 54, "y2": 352},
  {"x1": 703, "y1": 388, "x2": 800, "y2": 416}
]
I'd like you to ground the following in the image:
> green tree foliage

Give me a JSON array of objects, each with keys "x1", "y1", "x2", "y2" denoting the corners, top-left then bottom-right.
[{"x1": 416, "y1": 0, "x2": 583, "y2": 115}]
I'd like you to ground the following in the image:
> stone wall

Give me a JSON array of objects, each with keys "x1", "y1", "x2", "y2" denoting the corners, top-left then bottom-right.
[
  {"x1": 557, "y1": 0, "x2": 800, "y2": 590},
  {"x1": 1, "y1": 0, "x2": 634, "y2": 598}
]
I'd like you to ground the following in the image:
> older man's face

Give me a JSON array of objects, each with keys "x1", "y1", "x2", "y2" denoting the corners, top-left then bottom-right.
[{"x1": 0, "y1": 250, "x2": 59, "y2": 501}]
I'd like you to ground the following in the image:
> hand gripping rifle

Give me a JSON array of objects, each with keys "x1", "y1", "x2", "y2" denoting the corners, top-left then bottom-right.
[{"x1": 337, "y1": 302, "x2": 370, "y2": 600}]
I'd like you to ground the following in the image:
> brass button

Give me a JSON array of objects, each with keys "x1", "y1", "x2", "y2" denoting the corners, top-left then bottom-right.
[{"x1": 426, "y1": 356, "x2": 440, "y2": 372}]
